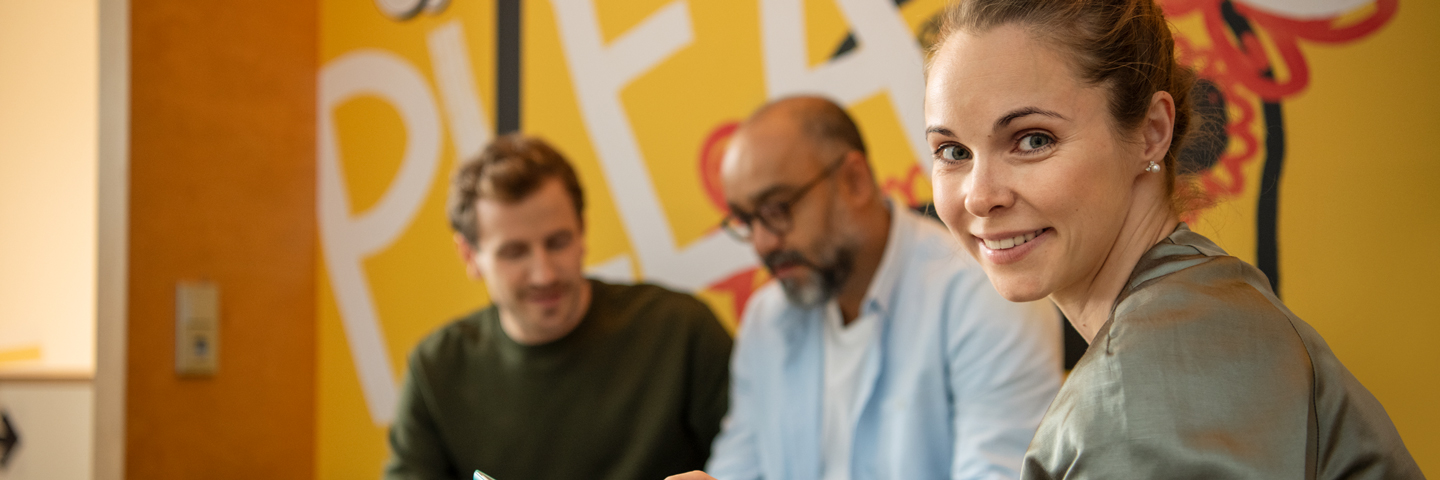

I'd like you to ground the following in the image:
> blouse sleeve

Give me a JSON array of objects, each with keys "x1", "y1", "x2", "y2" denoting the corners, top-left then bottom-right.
[{"x1": 1025, "y1": 259, "x2": 1316, "y2": 479}]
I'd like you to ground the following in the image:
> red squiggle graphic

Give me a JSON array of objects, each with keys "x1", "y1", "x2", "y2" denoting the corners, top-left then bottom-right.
[
  {"x1": 1161, "y1": 0, "x2": 1395, "y2": 206},
  {"x1": 1174, "y1": 29, "x2": 1260, "y2": 198},
  {"x1": 1164, "y1": 0, "x2": 1396, "y2": 101},
  {"x1": 881, "y1": 164, "x2": 926, "y2": 208},
  {"x1": 707, "y1": 267, "x2": 767, "y2": 325},
  {"x1": 698, "y1": 121, "x2": 741, "y2": 216}
]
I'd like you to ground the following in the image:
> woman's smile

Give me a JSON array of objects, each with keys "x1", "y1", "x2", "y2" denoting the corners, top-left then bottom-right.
[{"x1": 974, "y1": 227, "x2": 1051, "y2": 265}]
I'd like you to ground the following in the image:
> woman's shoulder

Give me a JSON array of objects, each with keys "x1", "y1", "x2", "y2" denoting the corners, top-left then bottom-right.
[
  {"x1": 1047, "y1": 250, "x2": 1423, "y2": 476},
  {"x1": 1084, "y1": 253, "x2": 1315, "y2": 387},
  {"x1": 1099, "y1": 225, "x2": 1324, "y2": 374},
  {"x1": 1107, "y1": 253, "x2": 1304, "y2": 355},
  {"x1": 1064, "y1": 252, "x2": 1316, "y2": 424},
  {"x1": 1034, "y1": 254, "x2": 1318, "y2": 476}
]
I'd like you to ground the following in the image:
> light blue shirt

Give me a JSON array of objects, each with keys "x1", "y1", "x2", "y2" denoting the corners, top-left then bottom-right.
[{"x1": 706, "y1": 205, "x2": 1063, "y2": 480}]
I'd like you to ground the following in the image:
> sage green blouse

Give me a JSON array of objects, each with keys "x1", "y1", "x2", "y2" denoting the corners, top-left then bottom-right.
[{"x1": 1022, "y1": 224, "x2": 1423, "y2": 479}]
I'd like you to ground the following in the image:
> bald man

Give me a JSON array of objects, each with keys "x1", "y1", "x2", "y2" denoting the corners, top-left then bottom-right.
[{"x1": 691, "y1": 96, "x2": 1063, "y2": 480}]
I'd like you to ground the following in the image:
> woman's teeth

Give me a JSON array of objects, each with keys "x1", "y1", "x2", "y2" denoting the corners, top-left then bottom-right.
[{"x1": 983, "y1": 229, "x2": 1044, "y2": 250}]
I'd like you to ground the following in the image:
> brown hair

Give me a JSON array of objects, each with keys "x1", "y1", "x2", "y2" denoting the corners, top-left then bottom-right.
[
  {"x1": 930, "y1": 0, "x2": 1198, "y2": 212},
  {"x1": 448, "y1": 134, "x2": 585, "y2": 246}
]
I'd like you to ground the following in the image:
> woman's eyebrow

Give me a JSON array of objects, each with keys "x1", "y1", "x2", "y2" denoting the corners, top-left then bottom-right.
[
  {"x1": 925, "y1": 125, "x2": 957, "y2": 137},
  {"x1": 995, "y1": 107, "x2": 1067, "y2": 130},
  {"x1": 926, "y1": 107, "x2": 1066, "y2": 138}
]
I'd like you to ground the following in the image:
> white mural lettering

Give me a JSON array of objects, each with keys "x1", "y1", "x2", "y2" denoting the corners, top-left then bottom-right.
[
  {"x1": 428, "y1": 21, "x2": 493, "y2": 162},
  {"x1": 550, "y1": 0, "x2": 757, "y2": 291},
  {"x1": 760, "y1": 0, "x2": 930, "y2": 171}
]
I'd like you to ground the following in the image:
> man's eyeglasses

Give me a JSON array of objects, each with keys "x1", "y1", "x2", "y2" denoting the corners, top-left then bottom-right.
[{"x1": 720, "y1": 155, "x2": 848, "y2": 242}]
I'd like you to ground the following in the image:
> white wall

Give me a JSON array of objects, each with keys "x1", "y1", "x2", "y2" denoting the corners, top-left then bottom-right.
[
  {"x1": 0, "y1": 382, "x2": 94, "y2": 480},
  {"x1": 94, "y1": 0, "x2": 129, "y2": 475},
  {"x1": 0, "y1": 1, "x2": 122, "y2": 479},
  {"x1": 0, "y1": 0, "x2": 100, "y2": 374}
]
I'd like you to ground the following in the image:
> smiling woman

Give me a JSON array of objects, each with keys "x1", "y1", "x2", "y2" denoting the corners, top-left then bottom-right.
[{"x1": 924, "y1": 0, "x2": 1422, "y2": 478}]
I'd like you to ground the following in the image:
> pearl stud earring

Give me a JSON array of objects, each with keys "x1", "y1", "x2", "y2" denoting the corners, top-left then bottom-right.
[{"x1": 1145, "y1": 161, "x2": 1161, "y2": 173}]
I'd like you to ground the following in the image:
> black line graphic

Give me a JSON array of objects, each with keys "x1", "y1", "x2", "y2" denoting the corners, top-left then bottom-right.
[
  {"x1": 1220, "y1": 0, "x2": 1284, "y2": 296},
  {"x1": 497, "y1": 0, "x2": 522, "y2": 135}
]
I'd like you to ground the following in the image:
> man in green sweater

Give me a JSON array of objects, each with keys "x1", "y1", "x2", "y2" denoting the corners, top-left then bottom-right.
[{"x1": 384, "y1": 134, "x2": 733, "y2": 480}]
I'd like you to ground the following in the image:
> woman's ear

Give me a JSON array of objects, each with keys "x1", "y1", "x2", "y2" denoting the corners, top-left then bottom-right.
[{"x1": 1141, "y1": 90, "x2": 1176, "y2": 163}]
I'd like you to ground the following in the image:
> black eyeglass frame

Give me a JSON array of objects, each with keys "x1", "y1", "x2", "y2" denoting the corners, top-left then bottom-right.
[{"x1": 719, "y1": 154, "x2": 849, "y2": 242}]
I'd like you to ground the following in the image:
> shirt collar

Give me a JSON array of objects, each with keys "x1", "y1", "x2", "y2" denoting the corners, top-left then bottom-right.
[{"x1": 858, "y1": 201, "x2": 912, "y2": 318}]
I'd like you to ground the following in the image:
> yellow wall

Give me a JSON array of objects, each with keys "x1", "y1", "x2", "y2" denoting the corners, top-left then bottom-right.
[
  {"x1": 1173, "y1": 2, "x2": 1440, "y2": 472},
  {"x1": 127, "y1": 0, "x2": 318, "y2": 477},
  {"x1": 1244, "y1": 1, "x2": 1440, "y2": 471},
  {"x1": 316, "y1": 0, "x2": 1438, "y2": 477}
]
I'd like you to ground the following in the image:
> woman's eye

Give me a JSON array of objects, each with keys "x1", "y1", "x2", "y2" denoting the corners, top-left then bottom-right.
[
  {"x1": 1018, "y1": 133, "x2": 1054, "y2": 152},
  {"x1": 935, "y1": 144, "x2": 972, "y2": 162}
]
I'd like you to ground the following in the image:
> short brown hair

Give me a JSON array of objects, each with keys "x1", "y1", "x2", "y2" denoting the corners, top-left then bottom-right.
[
  {"x1": 448, "y1": 134, "x2": 585, "y2": 246},
  {"x1": 930, "y1": 0, "x2": 1198, "y2": 212}
]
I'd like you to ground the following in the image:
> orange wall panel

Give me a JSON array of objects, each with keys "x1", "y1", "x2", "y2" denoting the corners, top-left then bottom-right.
[{"x1": 128, "y1": 0, "x2": 318, "y2": 478}]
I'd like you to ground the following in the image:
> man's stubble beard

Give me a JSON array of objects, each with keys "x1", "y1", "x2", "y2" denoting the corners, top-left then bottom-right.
[
  {"x1": 777, "y1": 244, "x2": 855, "y2": 307},
  {"x1": 509, "y1": 279, "x2": 581, "y2": 334},
  {"x1": 772, "y1": 204, "x2": 858, "y2": 308}
]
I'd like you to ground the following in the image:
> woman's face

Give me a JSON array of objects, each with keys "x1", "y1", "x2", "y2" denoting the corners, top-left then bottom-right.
[{"x1": 925, "y1": 25, "x2": 1148, "y2": 302}]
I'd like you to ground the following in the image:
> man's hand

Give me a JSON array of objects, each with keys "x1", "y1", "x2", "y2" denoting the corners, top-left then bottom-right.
[{"x1": 665, "y1": 471, "x2": 718, "y2": 480}]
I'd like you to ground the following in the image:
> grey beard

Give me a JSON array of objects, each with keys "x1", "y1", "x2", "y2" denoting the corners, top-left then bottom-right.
[{"x1": 775, "y1": 246, "x2": 854, "y2": 308}]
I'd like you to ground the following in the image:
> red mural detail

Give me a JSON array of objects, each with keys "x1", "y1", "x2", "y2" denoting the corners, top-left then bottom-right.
[
  {"x1": 881, "y1": 164, "x2": 926, "y2": 208},
  {"x1": 1160, "y1": 0, "x2": 1395, "y2": 205},
  {"x1": 698, "y1": 121, "x2": 766, "y2": 321},
  {"x1": 698, "y1": 121, "x2": 741, "y2": 215},
  {"x1": 1165, "y1": 0, "x2": 1395, "y2": 101},
  {"x1": 1174, "y1": 30, "x2": 1260, "y2": 200},
  {"x1": 708, "y1": 266, "x2": 765, "y2": 323}
]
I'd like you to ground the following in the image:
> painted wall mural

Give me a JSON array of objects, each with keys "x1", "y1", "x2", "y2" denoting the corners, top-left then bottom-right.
[
  {"x1": 1166, "y1": 0, "x2": 1396, "y2": 292},
  {"x1": 318, "y1": 0, "x2": 1437, "y2": 477}
]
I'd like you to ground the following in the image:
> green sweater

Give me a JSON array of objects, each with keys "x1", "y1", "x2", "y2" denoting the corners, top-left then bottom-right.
[{"x1": 384, "y1": 280, "x2": 733, "y2": 480}]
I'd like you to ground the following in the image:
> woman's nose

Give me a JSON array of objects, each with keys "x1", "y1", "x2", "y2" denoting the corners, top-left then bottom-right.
[{"x1": 963, "y1": 159, "x2": 1015, "y2": 218}]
